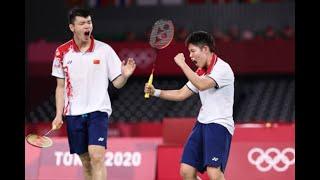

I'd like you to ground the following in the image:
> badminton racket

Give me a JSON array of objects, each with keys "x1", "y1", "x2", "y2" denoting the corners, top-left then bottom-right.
[
  {"x1": 25, "y1": 125, "x2": 57, "y2": 148},
  {"x1": 144, "y1": 19, "x2": 174, "y2": 98}
]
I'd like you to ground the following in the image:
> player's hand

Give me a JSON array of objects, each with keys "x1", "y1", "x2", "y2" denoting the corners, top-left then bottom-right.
[
  {"x1": 122, "y1": 58, "x2": 136, "y2": 78},
  {"x1": 144, "y1": 83, "x2": 155, "y2": 96},
  {"x1": 52, "y1": 116, "x2": 63, "y2": 130},
  {"x1": 174, "y1": 53, "x2": 186, "y2": 68}
]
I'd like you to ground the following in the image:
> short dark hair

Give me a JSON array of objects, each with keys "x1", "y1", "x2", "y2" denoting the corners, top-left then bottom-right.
[
  {"x1": 68, "y1": 7, "x2": 91, "y2": 25},
  {"x1": 185, "y1": 31, "x2": 215, "y2": 52}
]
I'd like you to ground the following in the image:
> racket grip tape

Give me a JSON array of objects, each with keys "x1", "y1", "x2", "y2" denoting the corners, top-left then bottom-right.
[{"x1": 144, "y1": 73, "x2": 154, "y2": 99}]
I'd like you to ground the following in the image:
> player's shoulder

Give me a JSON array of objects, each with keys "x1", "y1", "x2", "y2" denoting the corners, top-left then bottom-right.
[
  {"x1": 216, "y1": 57, "x2": 232, "y2": 70},
  {"x1": 93, "y1": 39, "x2": 113, "y2": 51},
  {"x1": 56, "y1": 40, "x2": 73, "y2": 52},
  {"x1": 54, "y1": 40, "x2": 73, "y2": 58},
  {"x1": 56, "y1": 40, "x2": 72, "y2": 56},
  {"x1": 214, "y1": 57, "x2": 234, "y2": 76},
  {"x1": 216, "y1": 57, "x2": 228, "y2": 65}
]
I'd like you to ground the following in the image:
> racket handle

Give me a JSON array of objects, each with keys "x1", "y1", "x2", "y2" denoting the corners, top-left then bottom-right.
[{"x1": 144, "y1": 73, "x2": 154, "y2": 99}]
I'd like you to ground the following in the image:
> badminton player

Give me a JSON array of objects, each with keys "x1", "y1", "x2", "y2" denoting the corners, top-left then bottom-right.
[
  {"x1": 51, "y1": 7, "x2": 136, "y2": 180},
  {"x1": 145, "y1": 31, "x2": 234, "y2": 180}
]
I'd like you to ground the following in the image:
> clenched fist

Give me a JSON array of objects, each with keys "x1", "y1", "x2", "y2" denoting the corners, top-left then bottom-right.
[{"x1": 174, "y1": 53, "x2": 186, "y2": 67}]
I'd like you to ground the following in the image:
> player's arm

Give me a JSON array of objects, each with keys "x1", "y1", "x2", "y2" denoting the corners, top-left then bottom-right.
[
  {"x1": 112, "y1": 75, "x2": 128, "y2": 89},
  {"x1": 180, "y1": 66, "x2": 216, "y2": 91},
  {"x1": 52, "y1": 78, "x2": 65, "y2": 129},
  {"x1": 174, "y1": 53, "x2": 216, "y2": 91},
  {"x1": 144, "y1": 84, "x2": 193, "y2": 101},
  {"x1": 112, "y1": 58, "x2": 136, "y2": 89},
  {"x1": 55, "y1": 78, "x2": 65, "y2": 117}
]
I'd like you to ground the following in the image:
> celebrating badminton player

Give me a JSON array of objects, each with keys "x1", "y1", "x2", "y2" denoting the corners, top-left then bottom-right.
[
  {"x1": 144, "y1": 31, "x2": 235, "y2": 180},
  {"x1": 51, "y1": 7, "x2": 136, "y2": 180}
]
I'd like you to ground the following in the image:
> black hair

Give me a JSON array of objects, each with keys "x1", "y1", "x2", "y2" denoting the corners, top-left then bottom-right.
[
  {"x1": 185, "y1": 31, "x2": 215, "y2": 52},
  {"x1": 68, "y1": 7, "x2": 91, "y2": 25}
]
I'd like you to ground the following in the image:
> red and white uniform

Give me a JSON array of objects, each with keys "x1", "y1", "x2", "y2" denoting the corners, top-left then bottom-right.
[
  {"x1": 51, "y1": 36, "x2": 122, "y2": 116},
  {"x1": 186, "y1": 54, "x2": 235, "y2": 135}
]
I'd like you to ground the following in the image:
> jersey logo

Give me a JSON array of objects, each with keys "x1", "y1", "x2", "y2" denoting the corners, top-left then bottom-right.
[
  {"x1": 93, "y1": 59, "x2": 100, "y2": 64},
  {"x1": 67, "y1": 60, "x2": 72, "y2": 64},
  {"x1": 212, "y1": 157, "x2": 219, "y2": 161},
  {"x1": 98, "y1": 137, "x2": 104, "y2": 142}
]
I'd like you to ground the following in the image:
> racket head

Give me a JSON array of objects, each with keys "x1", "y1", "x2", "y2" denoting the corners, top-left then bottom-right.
[
  {"x1": 149, "y1": 19, "x2": 174, "y2": 49},
  {"x1": 25, "y1": 134, "x2": 53, "y2": 148}
]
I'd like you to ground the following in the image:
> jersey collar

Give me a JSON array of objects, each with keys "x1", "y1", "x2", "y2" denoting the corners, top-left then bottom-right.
[
  {"x1": 71, "y1": 35, "x2": 94, "y2": 53},
  {"x1": 196, "y1": 53, "x2": 218, "y2": 76}
]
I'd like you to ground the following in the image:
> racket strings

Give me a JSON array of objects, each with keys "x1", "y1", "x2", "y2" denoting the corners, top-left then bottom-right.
[
  {"x1": 149, "y1": 20, "x2": 174, "y2": 49},
  {"x1": 26, "y1": 134, "x2": 53, "y2": 148}
]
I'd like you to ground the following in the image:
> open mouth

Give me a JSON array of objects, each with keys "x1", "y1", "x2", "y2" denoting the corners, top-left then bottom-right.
[{"x1": 84, "y1": 31, "x2": 90, "y2": 36}]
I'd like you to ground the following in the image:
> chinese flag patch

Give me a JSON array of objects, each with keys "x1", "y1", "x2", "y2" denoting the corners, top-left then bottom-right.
[{"x1": 93, "y1": 59, "x2": 100, "y2": 64}]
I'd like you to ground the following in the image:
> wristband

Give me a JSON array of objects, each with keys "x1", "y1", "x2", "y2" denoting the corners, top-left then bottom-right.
[{"x1": 154, "y1": 89, "x2": 161, "y2": 97}]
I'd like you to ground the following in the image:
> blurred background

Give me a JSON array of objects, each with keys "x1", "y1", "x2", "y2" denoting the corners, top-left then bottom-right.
[{"x1": 25, "y1": 0, "x2": 295, "y2": 179}]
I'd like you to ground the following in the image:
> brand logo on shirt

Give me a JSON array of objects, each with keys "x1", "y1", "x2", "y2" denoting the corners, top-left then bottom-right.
[
  {"x1": 98, "y1": 137, "x2": 104, "y2": 142},
  {"x1": 212, "y1": 157, "x2": 219, "y2": 161},
  {"x1": 93, "y1": 59, "x2": 100, "y2": 64},
  {"x1": 67, "y1": 60, "x2": 72, "y2": 64}
]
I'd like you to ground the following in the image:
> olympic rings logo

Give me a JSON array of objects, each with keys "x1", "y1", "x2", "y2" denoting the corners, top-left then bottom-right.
[
  {"x1": 247, "y1": 147, "x2": 295, "y2": 172},
  {"x1": 119, "y1": 48, "x2": 156, "y2": 69}
]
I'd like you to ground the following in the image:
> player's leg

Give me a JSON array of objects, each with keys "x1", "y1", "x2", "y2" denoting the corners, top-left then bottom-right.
[
  {"x1": 206, "y1": 166, "x2": 225, "y2": 180},
  {"x1": 79, "y1": 152, "x2": 92, "y2": 180},
  {"x1": 180, "y1": 122, "x2": 204, "y2": 180},
  {"x1": 88, "y1": 145, "x2": 106, "y2": 180},
  {"x1": 203, "y1": 123, "x2": 232, "y2": 180},
  {"x1": 66, "y1": 115, "x2": 92, "y2": 179},
  {"x1": 87, "y1": 111, "x2": 109, "y2": 180},
  {"x1": 180, "y1": 163, "x2": 198, "y2": 180}
]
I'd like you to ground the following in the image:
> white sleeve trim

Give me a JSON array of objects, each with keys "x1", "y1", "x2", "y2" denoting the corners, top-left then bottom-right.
[
  {"x1": 206, "y1": 75, "x2": 219, "y2": 88},
  {"x1": 186, "y1": 81, "x2": 199, "y2": 93},
  {"x1": 51, "y1": 72, "x2": 65, "y2": 79},
  {"x1": 111, "y1": 73, "x2": 122, "y2": 82}
]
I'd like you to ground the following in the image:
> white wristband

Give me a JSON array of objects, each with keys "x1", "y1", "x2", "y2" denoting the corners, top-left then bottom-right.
[{"x1": 154, "y1": 89, "x2": 161, "y2": 97}]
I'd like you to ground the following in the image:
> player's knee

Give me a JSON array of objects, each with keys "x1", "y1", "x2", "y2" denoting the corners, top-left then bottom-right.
[
  {"x1": 180, "y1": 166, "x2": 196, "y2": 179},
  {"x1": 89, "y1": 152, "x2": 105, "y2": 166},
  {"x1": 207, "y1": 166, "x2": 224, "y2": 180}
]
